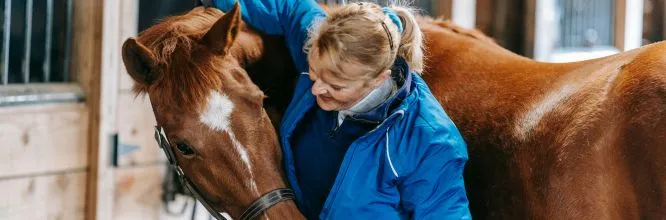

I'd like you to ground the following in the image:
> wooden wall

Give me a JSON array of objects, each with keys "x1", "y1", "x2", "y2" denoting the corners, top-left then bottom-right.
[
  {"x1": 0, "y1": 0, "x2": 209, "y2": 219},
  {"x1": 475, "y1": 0, "x2": 529, "y2": 55},
  {"x1": 0, "y1": 104, "x2": 88, "y2": 219},
  {"x1": 642, "y1": 0, "x2": 664, "y2": 45},
  {"x1": 0, "y1": 0, "x2": 102, "y2": 218}
]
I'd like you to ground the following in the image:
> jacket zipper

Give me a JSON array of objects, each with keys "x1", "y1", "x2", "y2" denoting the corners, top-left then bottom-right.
[{"x1": 319, "y1": 110, "x2": 405, "y2": 218}]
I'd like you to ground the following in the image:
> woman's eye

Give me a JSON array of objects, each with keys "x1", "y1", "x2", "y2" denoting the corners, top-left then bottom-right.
[
  {"x1": 331, "y1": 86, "x2": 344, "y2": 91},
  {"x1": 175, "y1": 142, "x2": 195, "y2": 156}
]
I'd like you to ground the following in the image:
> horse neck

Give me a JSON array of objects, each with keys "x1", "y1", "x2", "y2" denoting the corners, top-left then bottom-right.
[
  {"x1": 224, "y1": 31, "x2": 304, "y2": 219},
  {"x1": 420, "y1": 25, "x2": 585, "y2": 144},
  {"x1": 236, "y1": 31, "x2": 298, "y2": 123}
]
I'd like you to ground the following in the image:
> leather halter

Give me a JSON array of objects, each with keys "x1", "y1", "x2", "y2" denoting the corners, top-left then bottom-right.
[{"x1": 154, "y1": 126, "x2": 295, "y2": 220}]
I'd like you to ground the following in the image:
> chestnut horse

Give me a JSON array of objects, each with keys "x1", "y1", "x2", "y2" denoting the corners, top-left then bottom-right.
[
  {"x1": 418, "y1": 19, "x2": 666, "y2": 219},
  {"x1": 121, "y1": 6, "x2": 303, "y2": 219},
  {"x1": 122, "y1": 5, "x2": 666, "y2": 220}
]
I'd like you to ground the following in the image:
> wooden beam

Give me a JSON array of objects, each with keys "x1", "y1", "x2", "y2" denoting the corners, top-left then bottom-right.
[
  {"x1": 615, "y1": 0, "x2": 627, "y2": 50},
  {"x1": 71, "y1": 0, "x2": 119, "y2": 219},
  {"x1": 432, "y1": 0, "x2": 476, "y2": 28},
  {"x1": 451, "y1": 0, "x2": 476, "y2": 28},
  {"x1": 0, "y1": 103, "x2": 88, "y2": 179},
  {"x1": 118, "y1": 0, "x2": 139, "y2": 92},
  {"x1": 432, "y1": 0, "x2": 453, "y2": 20},
  {"x1": 116, "y1": 93, "x2": 162, "y2": 166},
  {"x1": 615, "y1": 0, "x2": 645, "y2": 50},
  {"x1": 114, "y1": 0, "x2": 161, "y2": 167},
  {"x1": 523, "y1": 0, "x2": 536, "y2": 57},
  {"x1": 475, "y1": 0, "x2": 494, "y2": 35},
  {"x1": 663, "y1": 0, "x2": 666, "y2": 39},
  {"x1": 530, "y1": 0, "x2": 559, "y2": 61}
]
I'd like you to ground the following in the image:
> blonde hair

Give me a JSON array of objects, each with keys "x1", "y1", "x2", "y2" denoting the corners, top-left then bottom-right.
[{"x1": 306, "y1": 2, "x2": 424, "y2": 81}]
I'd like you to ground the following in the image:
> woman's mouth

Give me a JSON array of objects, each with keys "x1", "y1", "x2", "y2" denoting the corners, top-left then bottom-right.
[{"x1": 318, "y1": 95, "x2": 334, "y2": 102}]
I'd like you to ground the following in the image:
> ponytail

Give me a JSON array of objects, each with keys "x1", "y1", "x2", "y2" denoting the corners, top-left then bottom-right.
[{"x1": 389, "y1": 6, "x2": 424, "y2": 73}]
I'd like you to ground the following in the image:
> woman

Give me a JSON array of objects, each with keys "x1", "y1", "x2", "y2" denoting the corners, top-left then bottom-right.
[{"x1": 203, "y1": 0, "x2": 471, "y2": 219}]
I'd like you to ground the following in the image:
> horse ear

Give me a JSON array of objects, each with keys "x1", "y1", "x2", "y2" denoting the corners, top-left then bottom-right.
[
  {"x1": 122, "y1": 38, "x2": 158, "y2": 86},
  {"x1": 202, "y1": 2, "x2": 241, "y2": 55}
]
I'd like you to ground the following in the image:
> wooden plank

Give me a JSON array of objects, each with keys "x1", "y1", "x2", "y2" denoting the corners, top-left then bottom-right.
[
  {"x1": 615, "y1": 0, "x2": 646, "y2": 51},
  {"x1": 72, "y1": 0, "x2": 118, "y2": 219},
  {"x1": 0, "y1": 103, "x2": 88, "y2": 178},
  {"x1": 663, "y1": 0, "x2": 666, "y2": 39},
  {"x1": 432, "y1": 0, "x2": 453, "y2": 19},
  {"x1": 451, "y1": 0, "x2": 476, "y2": 28},
  {"x1": 475, "y1": 0, "x2": 494, "y2": 35},
  {"x1": 615, "y1": 0, "x2": 627, "y2": 50},
  {"x1": 0, "y1": 171, "x2": 86, "y2": 220},
  {"x1": 531, "y1": 0, "x2": 558, "y2": 61},
  {"x1": 116, "y1": 93, "x2": 163, "y2": 166},
  {"x1": 118, "y1": 0, "x2": 139, "y2": 92},
  {"x1": 623, "y1": 0, "x2": 645, "y2": 50},
  {"x1": 523, "y1": 0, "x2": 536, "y2": 58},
  {"x1": 112, "y1": 165, "x2": 163, "y2": 220}
]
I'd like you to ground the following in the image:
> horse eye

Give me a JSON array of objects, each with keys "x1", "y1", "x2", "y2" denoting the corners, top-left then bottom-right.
[{"x1": 175, "y1": 142, "x2": 195, "y2": 156}]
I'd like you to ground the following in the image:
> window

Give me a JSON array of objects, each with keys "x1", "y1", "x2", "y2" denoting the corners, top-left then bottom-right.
[
  {"x1": 1, "y1": 0, "x2": 73, "y2": 84},
  {"x1": 546, "y1": 0, "x2": 619, "y2": 62},
  {"x1": 530, "y1": 0, "x2": 637, "y2": 62},
  {"x1": 0, "y1": 0, "x2": 81, "y2": 106},
  {"x1": 556, "y1": 0, "x2": 615, "y2": 48}
]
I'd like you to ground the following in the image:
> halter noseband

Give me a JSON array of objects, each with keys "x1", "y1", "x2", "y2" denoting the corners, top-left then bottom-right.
[{"x1": 154, "y1": 126, "x2": 295, "y2": 220}]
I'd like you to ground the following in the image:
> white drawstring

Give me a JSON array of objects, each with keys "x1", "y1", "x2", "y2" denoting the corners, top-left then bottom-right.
[{"x1": 385, "y1": 128, "x2": 399, "y2": 178}]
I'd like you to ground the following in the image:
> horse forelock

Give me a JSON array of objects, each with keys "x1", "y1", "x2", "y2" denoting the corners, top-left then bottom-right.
[
  {"x1": 138, "y1": 7, "x2": 222, "y2": 64},
  {"x1": 133, "y1": 7, "x2": 260, "y2": 113}
]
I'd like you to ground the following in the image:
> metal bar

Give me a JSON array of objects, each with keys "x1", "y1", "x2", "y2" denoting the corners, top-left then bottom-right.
[
  {"x1": 1, "y1": 0, "x2": 11, "y2": 85},
  {"x1": 22, "y1": 0, "x2": 33, "y2": 84},
  {"x1": 63, "y1": 0, "x2": 73, "y2": 82},
  {"x1": 0, "y1": 83, "x2": 85, "y2": 106},
  {"x1": 43, "y1": 0, "x2": 53, "y2": 82}
]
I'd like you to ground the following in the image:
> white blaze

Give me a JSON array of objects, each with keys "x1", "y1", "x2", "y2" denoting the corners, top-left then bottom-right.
[{"x1": 200, "y1": 90, "x2": 260, "y2": 196}]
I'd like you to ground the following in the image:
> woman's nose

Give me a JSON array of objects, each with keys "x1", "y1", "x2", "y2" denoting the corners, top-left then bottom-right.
[{"x1": 311, "y1": 81, "x2": 327, "y2": 96}]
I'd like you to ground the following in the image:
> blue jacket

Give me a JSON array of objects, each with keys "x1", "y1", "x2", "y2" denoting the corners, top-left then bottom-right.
[{"x1": 209, "y1": 0, "x2": 471, "y2": 219}]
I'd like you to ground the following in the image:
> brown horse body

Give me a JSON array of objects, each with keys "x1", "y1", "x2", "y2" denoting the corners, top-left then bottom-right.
[
  {"x1": 419, "y1": 19, "x2": 666, "y2": 219},
  {"x1": 123, "y1": 5, "x2": 666, "y2": 219}
]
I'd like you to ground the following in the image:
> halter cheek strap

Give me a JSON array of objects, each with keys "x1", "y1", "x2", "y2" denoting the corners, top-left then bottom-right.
[{"x1": 153, "y1": 126, "x2": 296, "y2": 220}]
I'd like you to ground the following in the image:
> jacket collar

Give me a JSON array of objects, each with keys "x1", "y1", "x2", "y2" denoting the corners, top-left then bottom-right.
[{"x1": 345, "y1": 57, "x2": 412, "y2": 124}]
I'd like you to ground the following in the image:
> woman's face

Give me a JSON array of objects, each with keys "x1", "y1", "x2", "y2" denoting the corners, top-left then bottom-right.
[{"x1": 309, "y1": 65, "x2": 389, "y2": 111}]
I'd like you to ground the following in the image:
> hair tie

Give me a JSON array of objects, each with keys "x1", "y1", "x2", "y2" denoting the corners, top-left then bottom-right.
[{"x1": 382, "y1": 7, "x2": 403, "y2": 33}]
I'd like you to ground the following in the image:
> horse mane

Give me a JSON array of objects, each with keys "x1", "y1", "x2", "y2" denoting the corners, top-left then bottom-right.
[
  {"x1": 416, "y1": 16, "x2": 498, "y2": 46},
  {"x1": 133, "y1": 7, "x2": 235, "y2": 113}
]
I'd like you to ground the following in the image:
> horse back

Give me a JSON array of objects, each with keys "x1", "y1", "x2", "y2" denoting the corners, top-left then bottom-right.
[{"x1": 420, "y1": 20, "x2": 666, "y2": 218}]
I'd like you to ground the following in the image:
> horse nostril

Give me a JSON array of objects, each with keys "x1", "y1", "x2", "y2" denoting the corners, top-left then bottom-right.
[{"x1": 176, "y1": 142, "x2": 196, "y2": 156}]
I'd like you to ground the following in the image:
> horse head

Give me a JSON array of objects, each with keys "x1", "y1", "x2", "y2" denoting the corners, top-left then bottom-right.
[{"x1": 121, "y1": 5, "x2": 303, "y2": 219}]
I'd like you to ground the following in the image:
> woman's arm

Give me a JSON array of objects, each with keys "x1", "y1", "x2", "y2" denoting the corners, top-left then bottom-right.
[
  {"x1": 206, "y1": 0, "x2": 325, "y2": 72},
  {"x1": 399, "y1": 136, "x2": 472, "y2": 219}
]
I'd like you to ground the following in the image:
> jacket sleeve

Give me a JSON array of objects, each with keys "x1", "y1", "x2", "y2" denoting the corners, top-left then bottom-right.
[
  {"x1": 207, "y1": 0, "x2": 325, "y2": 73},
  {"x1": 398, "y1": 136, "x2": 472, "y2": 219}
]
